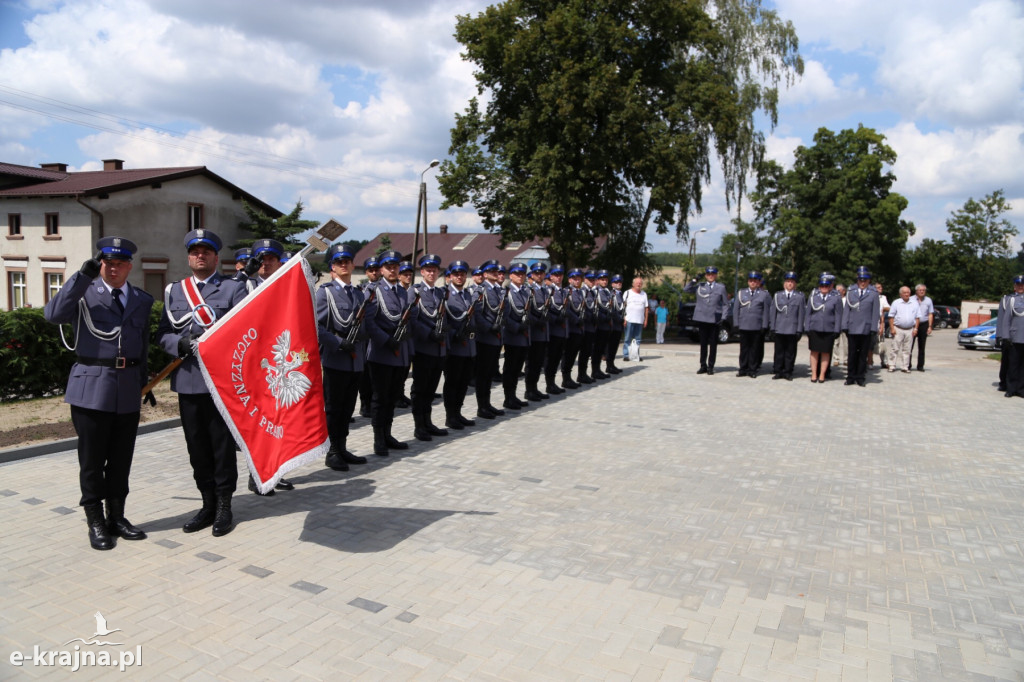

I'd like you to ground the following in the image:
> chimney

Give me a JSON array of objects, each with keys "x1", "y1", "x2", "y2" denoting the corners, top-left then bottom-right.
[
  {"x1": 439, "y1": 224, "x2": 448, "y2": 234},
  {"x1": 103, "y1": 159, "x2": 124, "y2": 171},
  {"x1": 40, "y1": 163, "x2": 68, "y2": 172}
]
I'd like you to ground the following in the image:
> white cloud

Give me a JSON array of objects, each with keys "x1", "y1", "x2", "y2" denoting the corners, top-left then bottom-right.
[{"x1": 781, "y1": 60, "x2": 841, "y2": 106}]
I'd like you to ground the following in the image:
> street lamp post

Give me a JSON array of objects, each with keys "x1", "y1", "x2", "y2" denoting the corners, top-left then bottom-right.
[
  {"x1": 688, "y1": 228, "x2": 708, "y2": 276},
  {"x1": 734, "y1": 241, "x2": 743, "y2": 300},
  {"x1": 412, "y1": 159, "x2": 440, "y2": 285}
]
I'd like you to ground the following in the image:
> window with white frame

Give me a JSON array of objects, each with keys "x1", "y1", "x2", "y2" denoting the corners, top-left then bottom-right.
[
  {"x1": 45, "y1": 272, "x2": 64, "y2": 302},
  {"x1": 7, "y1": 214, "x2": 21, "y2": 236},
  {"x1": 188, "y1": 204, "x2": 203, "y2": 230},
  {"x1": 45, "y1": 213, "x2": 59, "y2": 236},
  {"x1": 8, "y1": 271, "x2": 26, "y2": 309}
]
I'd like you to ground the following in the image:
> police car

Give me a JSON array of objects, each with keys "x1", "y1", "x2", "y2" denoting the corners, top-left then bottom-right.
[{"x1": 957, "y1": 317, "x2": 999, "y2": 350}]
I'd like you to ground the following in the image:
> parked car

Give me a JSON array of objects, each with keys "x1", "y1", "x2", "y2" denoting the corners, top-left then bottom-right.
[
  {"x1": 677, "y1": 302, "x2": 738, "y2": 344},
  {"x1": 932, "y1": 305, "x2": 961, "y2": 329},
  {"x1": 957, "y1": 317, "x2": 999, "y2": 350}
]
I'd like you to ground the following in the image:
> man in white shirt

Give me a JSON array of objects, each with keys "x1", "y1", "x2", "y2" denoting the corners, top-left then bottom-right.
[
  {"x1": 910, "y1": 284, "x2": 935, "y2": 371},
  {"x1": 621, "y1": 277, "x2": 649, "y2": 361},
  {"x1": 887, "y1": 287, "x2": 919, "y2": 372}
]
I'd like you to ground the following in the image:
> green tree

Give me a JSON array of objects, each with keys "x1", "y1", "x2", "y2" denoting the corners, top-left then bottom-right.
[
  {"x1": 439, "y1": 0, "x2": 802, "y2": 267},
  {"x1": 236, "y1": 200, "x2": 320, "y2": 254},
  {"x1": 902, "y1": 238, "x2": 968, "y2": 305},
  {"x1": 945, "y1": 190, "x2": 1019, "y2": 299},
  {"x1": 752, "y1": 126, "x2": 915, "y2": 292}
]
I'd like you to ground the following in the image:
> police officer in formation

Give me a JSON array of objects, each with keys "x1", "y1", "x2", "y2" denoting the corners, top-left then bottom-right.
[
  {"x1": 157, "y1": 229, "x2": 247, "y2": 537},
  {"x1": 769, "y1": 271, "x2": 806, "y2": 381},
  {"x1": 45, "y1": 237, "x2": 154, "y2": 550},
  {"x1": 525, "y1": 262, "x2": 551, "y2": 401},
  {"x1": 605, "y1": 274, "x2": 625, "y2": 375},
  {"x1": 577, "y1": 271, "x2": 598, "y2": 383},
  {"x1": 590, "y1": 270, "x2": 613, "y2": 380},
  {"x1": 473, "y1": 260, "x2": 506, "y2": 418},
  {"x1": 684, "y1": 266, "x2": 730, "y2": 375},
  {"x1": 842, "y1": 266, "x2": 881, "y2": 387},
  {"x1": 362, "y1": 250, "x2": 417, "y2": 456},
  {"x1": 561, "y1": 268, "x2": 586, "y2": 388},
  {"x1": 734, "y1": 271, "x2": 770, "y2": 377},
  {"x1": 544, "y1": 265, "x2": 570, "y2": 394},
  {"x1": 315, "y1": 243, "x2": 370, "y2": 471},
  {"x1": 442, "y1": 260, "x2": 478, "y2": 429},
  {"x1": 409, "y1": 254, "x2": 449, "y2": 441},
  {"x1": 357, "y1": 256, "x2": 381, "y2": 419},
  {"x1": 998, "y1": 274, "x2": 1024, "y2": 399},
  {"x1": 805, "y1": 273, "x2": 843, "y2": 383},
  {"x1": 501, "y1": 262, "x2": 532, "y2": 409}
]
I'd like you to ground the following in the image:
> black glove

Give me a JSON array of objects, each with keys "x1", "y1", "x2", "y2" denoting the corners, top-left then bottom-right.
[
  {"x1": 430, "y1": 329, "x2": 444, "y2": 342},
  {"x1": 143, "y1": 391, "x2": 157, "y2": 407},
  {"x1": 339, "y1": 339, "x2": 355, "y2": 353},
  {"x1": 243, "y1": 254, "x2": 262, "y2": 277},
  {"x1": 80, "y1": 252, "x2": 103, "y2": 279},
  {"x1": 177, "y1": 334, "x2": 195, "y2": 358},
  {"x1": 385, "y1": 337, "x2": 400, "y2": 351}
]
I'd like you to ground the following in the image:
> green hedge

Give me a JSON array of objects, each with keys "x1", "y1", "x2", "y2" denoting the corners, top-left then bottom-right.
[{"x1": 0, "y1": 303, "x2": 173, "y2": 401}]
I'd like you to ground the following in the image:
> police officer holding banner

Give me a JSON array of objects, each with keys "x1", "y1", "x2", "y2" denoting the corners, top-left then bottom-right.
[
  {"x1": 45, "y1": 237, "x2": 154, "y2": 551},
  {"x1": 684, "y1": 266, "x2": 730, "y2": 375},
  {"x1": 316, "y1": 243, "x2": 370, "y2": 471},
  {"x1": 157, "y1": 229, "x2": 247, "y2": 537}
]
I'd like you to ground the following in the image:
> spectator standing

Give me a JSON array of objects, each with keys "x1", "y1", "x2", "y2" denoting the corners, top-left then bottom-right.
[
  {"x1": 833, "y1": 283, "x2": 848, "y2": 368},
  {"x1": 886, "y1": 287, "x2": 920, "y2": 372},
  {"x1": 873, "y1": 282, "x2": 890, "y2": 369},
  {"x1": 621, "y1": 277, "x2": 649, "y2": 359},
  {"x1": 655, "y1": 300, "x2": 669, "y2": 344},
  {"x1": 910, "y1": 284, "x2": 934, "y2": 371}
]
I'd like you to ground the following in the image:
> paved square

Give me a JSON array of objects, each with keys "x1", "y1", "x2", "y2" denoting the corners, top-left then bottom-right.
[{"x1": 2, "y1": 331, "x2": 1022, "y2": 680}]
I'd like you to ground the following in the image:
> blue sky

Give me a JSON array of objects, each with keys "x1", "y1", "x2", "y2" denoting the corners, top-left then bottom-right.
[{"x1": 0, "y1": 0, "x2": 1021, "y2": 256}]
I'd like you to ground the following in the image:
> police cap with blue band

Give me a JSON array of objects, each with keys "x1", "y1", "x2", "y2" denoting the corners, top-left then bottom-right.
[
  {"x1": 705, "y1": 265, "x2": 719, "y2": 274},
  {"x1": 399, "y1": 261, "x2": 413, "y2": 274},
  {"x1": 184, "y1": 228, "x2": 222, "y2": 252},
  {"x1": 327, "y1": 243, "x2": 356, "y2": 263},
  {"x1": 568, "y1": 268, "x2": 584, "y2": 278},
  {"x1": 480, "y1": 260, "x2": 499, "y2": 273},
  {"x1": 364, "y1": 256, "x2": 379, "y2": 269},
  {"x1": 418, "y1": 253, "x2": 441, "y2": 268},
  {"x1": 377, "y1": 250, "x2": 402, "y2": 266},
  {"x1": 747, "y1": 271, "x2": 763, "y2": 280},
  {"x1": 96, "y1": 236, "x2": 137, "y2": 261},
  {"x1": 508, "y1": 262, "x2": 528, "y2": 274},
  {"x1": 529, "y1": 262, "x2": 547, "y2": 274},
  {"x1": 448, "y1": 260, "x2": 469, "y2": 273},
  {"x1": 234, "y1": 247, "x2": 251, "y2": 262},
  {"x1": 549, "y1": 264, "x2": 564, "y2": 275},
  {"x1": 611, "y1": 274, "x2": 622, "y2": 283},
  {"x1": 252, "y1": 238, "x2": 284, "y2": 259},
  {"x1": 783, "y1": 271, "x2": 797, "y2": 280}
]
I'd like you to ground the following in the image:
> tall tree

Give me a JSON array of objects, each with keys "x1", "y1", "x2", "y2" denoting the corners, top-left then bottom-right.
[
  {"x1": 752, "y1": 126, "x2": 915, "y2": 292},
  {"x1": 945, "y1": 190, "x2": 1019, "y2": 299},
  {"x1": 439, "y1": 0, "x2": 802, "y2": 266},
  {"x1": 236, "y1": 200, "x2": 320, "y2": 254}
]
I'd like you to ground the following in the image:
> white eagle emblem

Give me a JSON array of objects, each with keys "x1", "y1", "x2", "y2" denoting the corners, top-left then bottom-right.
[{"x1": 260, "y1": 330, "x2": 312, "y2": 409}]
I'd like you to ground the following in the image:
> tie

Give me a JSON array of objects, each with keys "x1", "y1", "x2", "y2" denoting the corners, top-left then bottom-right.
[
  {"x1": 343, "y1": 285, "x2": 354, "y2": 305},
  {"x1": 197, "y1": 281, "x2": 206, "y2": 293},
  {"x1": 112, "y1": 288, "x2": 125, "y2": 316},
  {"x1": 860, "y1": 288, "x2": 865, "y2": 300}
]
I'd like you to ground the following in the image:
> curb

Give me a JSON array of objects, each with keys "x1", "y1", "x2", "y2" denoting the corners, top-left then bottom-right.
[{"x1": 0, "y1": 417, "x2": 182, "y2": 465}]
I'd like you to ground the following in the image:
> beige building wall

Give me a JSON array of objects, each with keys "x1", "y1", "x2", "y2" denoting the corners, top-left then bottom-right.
[{"x1": 2, "y1": 174, "x2": 258, "y2": 309}]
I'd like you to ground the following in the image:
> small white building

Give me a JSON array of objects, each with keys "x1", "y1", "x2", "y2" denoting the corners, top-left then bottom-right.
[{"x1": 1, "y1": 159, "x2": 281, "y2": 309}]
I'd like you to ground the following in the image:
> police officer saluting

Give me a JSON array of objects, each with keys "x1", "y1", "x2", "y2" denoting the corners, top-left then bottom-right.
[
  {"x1": 45, "y1": 237, "x2": 154, "y2": 550},
  {"x1": 684, "y1": 266, "x2": 730, "y2": 375},
  {"x1": 157, "y1": 229, "x2": 247, "y2": 536},
  {"x1": 316, "y1": 243, "x2": 370, "y2": 471}
]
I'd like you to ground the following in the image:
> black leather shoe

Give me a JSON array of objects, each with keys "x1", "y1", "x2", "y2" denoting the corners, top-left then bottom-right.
[
  {"x1": 396, "y1": 395, "x2": 411, "y2": 408},
  {"x1": 445, "y1": 417, "x2": 465, "y2": 430},
  {"x1": 183, "y1": 491, "x2": 216, "y2": 533},
  {"x1": 785, "y1": 375, "x2": 793, "y2": 381},
  {"x1": 341, "y1": 451, "x2": 367, "y2": 465},
  {"x1": 385, "y1": 434, "x2": 409, "y2": 450},
  {"x1": 426, "y1": 422, "x2": 448, "y2": 436},
  {"x1": 486, "y1": 404, "x2": 505, "y2": 416},
  {"x1": 593, "y1": 370, "x2": 610, "y2": 380},
  {"x1": 211, "y1": 494, "x2": 234, "y2": 537},
  {"x1": 276, "y1": 478, "x2": 294, "y2": 491},
  {"x1": 736, "y1": 371, "x2": 746, "y2": 377},
  {"x1": 458, "y1": 414, "x2": 476, "y2": 426},
  {"x1": 502, "y1": 399, "x2": 521, "y2": 410},
  {"x1": 749, "y1": 372, "x2": 757, "y2": 379},
  {"x1": 707, "y1": 368, "x2": 715, "y2": 375},
  {"x1": 546, "y1": 384, "x2": 565, "y2": 395},
  {"x1": 105, "y1": 499, "x2": 146, "y2": 541},
  {"x1": 857, "y1": 380, "x2": 866, "y2": 387},
  {"x1": 578, "y1": 375, "x2": 593, "y2": 384},
  {"x1": 359, "y1": 406, "x2": 372, "y2": 419},
  {"x1": 1006, "y1": 391, "x2": 1015, "y2": 398},
  {"x1": 84, "y1": 503, "x2": 114, "y2": 550},
  {"x1": 325, "y1": 450, "x2": 350, "y2": 471},
  {"x1": 477, "y1": 408, "x2": 496, "y2": 420},
  {"x1": 524, "y1": 389, "x2": 545, "y2": 401},
  {"x1": 844, "y1": 379, "x2": 855, "y2": 385},
  {"x1": 772, "y1": 374, "x2": 782, "y2": 380},
  {"x1": 697, "y1": 367, "x2": 708, "y2": 374},
  {"x1": 607, "y1": 365, "x2": 622, "y2": 374},
  {"x1": 562, "y1": 378, "x2": 580, "y2": 389},
  {"x1": 414, "y1": 428, "x2": 432, "y2": 441},
  {"x1": 249, "y1": 475, "x2": 274, "y2": 496}
]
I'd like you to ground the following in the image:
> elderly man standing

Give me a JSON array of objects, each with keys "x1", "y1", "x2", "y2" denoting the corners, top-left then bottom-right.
[
  {"x1": 683, "y1": 266, "x2": 730, "y2": 375},
  {"x1": 887, "y1": 286, "x2": 920, "y2": 372},
  {"x1": 909, "y1": 284, "x2": 935, "y2": 371},
  {"x1": 621, "y1": 277, "x2": 648, "y2": 361},
  {"x1": 45, "y1": 237, "x2": 154, "y2": 550}
]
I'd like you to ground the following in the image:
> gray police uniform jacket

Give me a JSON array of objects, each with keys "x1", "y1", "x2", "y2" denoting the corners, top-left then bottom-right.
[
  {"x1": 609, "y1": 289, "x2": 625, "y2": 328},
  {"x1": 44, "y1": 272, "x2": 154, "y2": 413},
  {"x1": 733, "y1": 289, "x2": 770, "y2": 331},
  {"x1": 412, "y1": 283, "x2": 447, "y2": 358},
  {"x1": 998, "y1": 292, "x2": 1024, "y2": 343},
  {"x1": 582, "y1": 286, "x2": 598, "y2": 332},
  {"x1": 594, "y1": 286, "x2": 613, "y2": 331},
  {"x1": 565, "y1": 287, "x2": 584, "y2": 335},
  {"x1": 157, "y1": 274, "x2": 247, "y2": 395},
  {"x1": 503, "y1": 284, "x2": 531, "y2": 347},
  {"x1": 316, "y1": 280, "x2": 367, "y2": 373},
  {"x1": 446, "y1": 285, "x2": 477, "y2": 358},
  {"x1": 528, "y1": 282, "x2": 550, "y2": 343},
  {"x1": 804, "y1": 290, "x2": 843, "y2": 334},
  {"x1": 683, "y1": 279, "x2": 730, "y2": 323},
  {"x1": 547, "y1": 285, "x2": 569, "y2": 338},
  {"x1": 769, "y1": 290, "x2": 806, "y2": 335},
  {"x1": 474, "y1": 282, "x2": 505, "y2": 347},
  {"x1": 364, "y1": 283, "x2": 416, "y2": 367},
  {"x1": 842, "y1": 286, "x2": 881, "y2": 335}
]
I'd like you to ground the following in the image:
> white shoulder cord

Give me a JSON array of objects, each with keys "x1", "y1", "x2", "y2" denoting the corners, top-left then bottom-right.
[
  {"x1": 58, "y1": 297, "x2": 122, "y2": 351},
  {"x1": 325, "y1": 285, "x2": 355, "y2": 327}
]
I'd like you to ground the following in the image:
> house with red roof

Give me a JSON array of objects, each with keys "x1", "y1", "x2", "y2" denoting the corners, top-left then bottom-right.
[{"x1": 1, "y1": 159, "x2": 281, "y2": 309}]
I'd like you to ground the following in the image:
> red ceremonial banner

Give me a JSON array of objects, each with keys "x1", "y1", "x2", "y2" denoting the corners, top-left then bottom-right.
[{"x1": 196, "y1": 256, "x2": 328, "y2": 493}]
